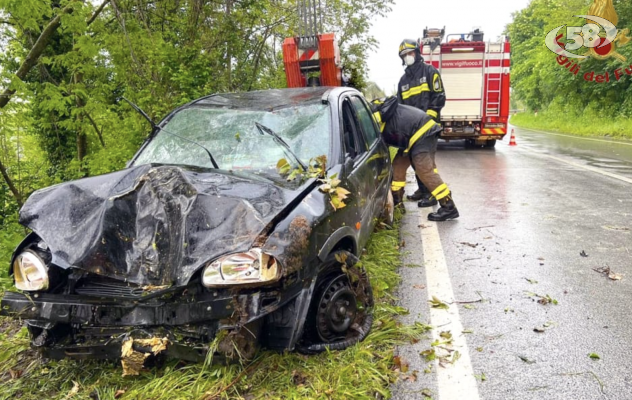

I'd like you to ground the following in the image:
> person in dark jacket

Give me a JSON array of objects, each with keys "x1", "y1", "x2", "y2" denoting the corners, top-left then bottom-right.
[
  {"x1": 371, "y1": 97, "x2": 458, "y2": 221},
  {"x1": 397, "y1": 39, "x2": 446, "y2": 208}
]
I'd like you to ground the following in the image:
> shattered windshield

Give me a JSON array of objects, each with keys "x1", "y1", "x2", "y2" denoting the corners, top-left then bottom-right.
[{"x1": 133, "y1": 103, "x2": 331, "y2": 175}]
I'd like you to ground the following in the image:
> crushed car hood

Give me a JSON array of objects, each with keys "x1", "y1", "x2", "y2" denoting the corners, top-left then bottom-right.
[{"x1": 19, "y1": 164, "x2": 303, "y2": 286}]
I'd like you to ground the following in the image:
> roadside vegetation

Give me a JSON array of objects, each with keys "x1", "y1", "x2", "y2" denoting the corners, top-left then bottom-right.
[
  {"x1": 507, "y1": 0, "x2": 632, "y2": 139},
  {"x1": 0, "y1": 214, "x2": 430, "y2": 400},
  {"x1": 511, "y1": 111, "x2": 632, "y2": 140}
]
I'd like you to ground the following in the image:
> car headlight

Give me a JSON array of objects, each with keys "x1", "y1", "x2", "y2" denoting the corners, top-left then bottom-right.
[
  {"x1": 13, "y1": 251, "x2": 49, "y2": 291},
  {"x1": 202, "y1": 249, "x2": 281, "y2": 287}
]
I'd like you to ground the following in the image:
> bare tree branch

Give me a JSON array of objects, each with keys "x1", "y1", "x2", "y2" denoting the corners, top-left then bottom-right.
[{"x1": 0, "y1": 158, "x2": 23, "y2": 207}]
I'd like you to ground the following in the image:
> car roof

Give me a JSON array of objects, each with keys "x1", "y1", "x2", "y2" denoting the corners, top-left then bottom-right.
[{"x1": 191, "y1": 87, "x2": 332, "y2": 111}]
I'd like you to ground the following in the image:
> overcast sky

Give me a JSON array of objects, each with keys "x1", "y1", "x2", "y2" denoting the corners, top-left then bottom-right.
[{"x1": 366, "y1": 0, "x2": 532, "y2": 95}]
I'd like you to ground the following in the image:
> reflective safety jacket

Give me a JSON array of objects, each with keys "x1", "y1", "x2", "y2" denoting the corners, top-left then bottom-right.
[
  {"x1": 396, "y1": 60, "x2": 446, "y2": 120},
  {"x1": 373, "y1": 103, "x2": 441, "y2": 156}
]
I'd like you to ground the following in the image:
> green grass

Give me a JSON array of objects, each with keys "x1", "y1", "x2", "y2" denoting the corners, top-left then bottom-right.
[
  {"x1": 511, "y1": 112, "x2": 632, "y2": 140},
  {"x1": 0, "y1": 213, "x2": 429, "y2": 400}
]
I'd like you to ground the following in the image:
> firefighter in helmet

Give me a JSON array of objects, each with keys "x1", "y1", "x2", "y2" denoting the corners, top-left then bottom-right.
[
  {"x1": 371, "y1": 97, "x2": 458, "y2": 221},
  {"x1": 397, "y1": 38, "x2": 446, "y2": 208}
]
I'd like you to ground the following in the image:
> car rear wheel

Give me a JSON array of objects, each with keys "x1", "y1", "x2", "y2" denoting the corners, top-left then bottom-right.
[{"x1": 297, "y1": 250, "x2": 373, "y2": 354}]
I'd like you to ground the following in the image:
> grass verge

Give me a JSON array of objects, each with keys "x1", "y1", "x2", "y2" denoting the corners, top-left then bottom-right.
[
  {"x1": 0, "y1": 213, "x2": 428, "y2": 400},
  {"x1": 511, "y1": 112, "x2": 632, "y2": 140}
]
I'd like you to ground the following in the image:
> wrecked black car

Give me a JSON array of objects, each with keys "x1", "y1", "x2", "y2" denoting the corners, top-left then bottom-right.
[{"x1": 1, "y1": 87, "x2": 393, "y2": 370}]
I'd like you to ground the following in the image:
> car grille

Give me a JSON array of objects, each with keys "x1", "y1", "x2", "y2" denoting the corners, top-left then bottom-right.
[{"x1": 74, "y1": 277, "x2": 145, "y2": 299}]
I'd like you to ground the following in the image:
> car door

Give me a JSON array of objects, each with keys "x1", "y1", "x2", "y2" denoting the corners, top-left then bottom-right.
[
  {"x1": 338, "y1": 96, "x2": 376, "y2": 246},
  {"x1": 348, "y1": 96, "x2": 390, "y2": 224}
]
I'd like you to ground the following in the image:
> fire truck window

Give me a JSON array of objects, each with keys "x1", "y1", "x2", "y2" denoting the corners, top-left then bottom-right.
[{"x1": 350, "y1": 96, "x2": 379, "y2": 148}]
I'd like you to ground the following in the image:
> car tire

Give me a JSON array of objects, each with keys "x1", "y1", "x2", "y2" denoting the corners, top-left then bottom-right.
[
  {"x1": 464, "y1": 139, "x2": 476, "y2": 148},
  {"x1": 296, "y1": 250, "x2": 374, "y2": 354}
]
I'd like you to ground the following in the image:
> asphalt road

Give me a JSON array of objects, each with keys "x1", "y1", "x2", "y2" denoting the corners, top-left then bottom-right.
[{"x1": 392, "y1": 126, "x2": 632, "y2": 400}]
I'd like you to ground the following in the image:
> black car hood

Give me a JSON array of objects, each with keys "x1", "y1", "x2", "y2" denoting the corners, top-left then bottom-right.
[{"x1": 19, "y1": 164, "x2": 302, "y2": 286}]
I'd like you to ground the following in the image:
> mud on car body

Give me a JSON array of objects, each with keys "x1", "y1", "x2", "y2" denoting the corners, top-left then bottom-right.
[{"x1": 1, "y1": 87, "x2": 394, "y2": 365}]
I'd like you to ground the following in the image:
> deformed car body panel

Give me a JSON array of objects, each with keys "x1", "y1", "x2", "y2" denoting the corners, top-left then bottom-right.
[{"x1": 18, "y1": 163, "x2": 309, "y2": 286}]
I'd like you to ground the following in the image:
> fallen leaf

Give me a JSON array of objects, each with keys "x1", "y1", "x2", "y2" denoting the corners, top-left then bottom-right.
[
  {"x1": 580, "y1": 250, "x2": 588, "y2": 257},
  {"x1": 608, "y1": 272, "x2": 623, "y2": 281},
  {"x1": 420, "y1": 349, "x2": 436, "y2": 361},
  {"x1": 463, "y1": 304, "x2": 476, "y2": 310},
  {"x1": 114, "y1": 390, "x2": 126, "y2": 399},
  {"x1": 429, "y1": 296, "x2": 450, "y2": 310},
  {"x1": 533, "y1": 327, "x2": 545, "y2": 333},
  {"x1": 421, "y1": 388, "x2": 433, "y2": 397},
  {"x1": 64, "y1": 381, "x2": 80, "y2": 399},
  {"x1": 518, "y1": 355, "x2": 536, "y2": 364},
  {"x1": 462, "y1": 329, "x2": 474, "y2": 334},
  {"x1": 525, "y1": 278, "x2": 538, "y2": 284},
  {"x1": 413, "y1": 284, "x2": 426, "y2": 290},
  {"x1": 589, "y1": 353, "x2": 600, "y2": 360}
]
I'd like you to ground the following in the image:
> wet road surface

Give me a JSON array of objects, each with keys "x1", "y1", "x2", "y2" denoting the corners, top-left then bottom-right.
[{"x1": 393, "y1": 126, "x2": 632, "y2": 400}]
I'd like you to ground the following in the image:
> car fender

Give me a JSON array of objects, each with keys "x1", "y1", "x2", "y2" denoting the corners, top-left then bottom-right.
[{"x1": 317, "y1": 226, "x2": 358, "y2": 262}]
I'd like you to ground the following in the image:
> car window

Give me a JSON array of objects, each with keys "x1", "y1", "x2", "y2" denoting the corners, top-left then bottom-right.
[
  {"x1": 350, "y1": 96, "x2": 379, "y2": 147},
  {"x1": 342, "y1": 98, "x2": 368, "y2": 155},
  {"x1": 133, "y1": 103, "x2": 331, "y2": 172}
]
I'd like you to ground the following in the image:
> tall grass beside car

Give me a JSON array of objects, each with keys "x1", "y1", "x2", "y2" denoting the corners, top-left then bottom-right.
[{"x1": 0, "y1": 212, "x2": 428, "y2": 400}]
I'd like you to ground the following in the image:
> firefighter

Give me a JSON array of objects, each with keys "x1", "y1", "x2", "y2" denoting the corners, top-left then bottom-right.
[
  {"x1": 371, "y1": 97, "x2": 458, "y2": 221},
  {"x1": 397, "y1": 39, "x2": 446, "y2": 208}
]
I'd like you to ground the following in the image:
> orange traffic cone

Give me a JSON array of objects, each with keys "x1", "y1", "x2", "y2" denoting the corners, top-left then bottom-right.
[{"x1": 509, "y1": 129, "x2": 517, "y2": 146}]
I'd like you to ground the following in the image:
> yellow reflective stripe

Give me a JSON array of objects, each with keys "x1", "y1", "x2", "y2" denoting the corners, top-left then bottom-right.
[
  {"x1": 372, "y1": 112, "x2": 386, "y2": 132},
  {"x1": 433, "y1": 168, "x2": 439, "y2": 174},
  {"x1": 435, "y1": 188, "x2": 451, "y2": 200},
  {"x1": 399, "y1": 43, "x2": 417, "y2": 52},
  {"x1": 404, "y1": 120, "x2": 436, "y2": 153},
  {"x1": 431, "y1": 183, "x2": 448, "y2": 197},
  {"x1": 391, "y1": 181, "x2": 407, "y2": 190},
  {"x1": 427, "y1": 109, "x2": 438, "y2": 118},
  {"x1": 432, "y1": 73, "x2": 442, "y2": 91},
  {"x1": 401, "y1": 84, "x2": 430, "y2": 100}
]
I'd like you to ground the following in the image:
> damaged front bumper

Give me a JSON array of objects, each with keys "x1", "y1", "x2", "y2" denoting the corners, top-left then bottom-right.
[{"x1": 0, "y1": 281, "x2": 307, "y2": 362}]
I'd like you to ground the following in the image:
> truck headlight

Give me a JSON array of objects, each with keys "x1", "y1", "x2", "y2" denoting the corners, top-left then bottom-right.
[
  {"x1": 13, "y1": 251, "x2": 49, "y2": 291},
  {"x1": 202, "y1": 249, "x2": 280, "y2": 287}
]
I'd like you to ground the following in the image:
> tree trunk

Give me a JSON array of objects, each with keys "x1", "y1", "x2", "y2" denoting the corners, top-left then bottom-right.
[{"x1": 0, "y1": 159, "x2": 23, "y2": 207}]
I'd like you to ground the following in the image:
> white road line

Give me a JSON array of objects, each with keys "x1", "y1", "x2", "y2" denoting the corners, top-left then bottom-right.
[
  {"x1": 525, "y1": 151, "x2": 632, "y2": 185},
  {"x1": 514, "y1": 126, "x2": 632, "y2": 147},
  {"x1": 420, "y1": 216, "x2": 481, "y2": 400}
]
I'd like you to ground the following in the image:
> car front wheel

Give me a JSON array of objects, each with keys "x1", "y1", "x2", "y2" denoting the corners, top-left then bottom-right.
[{"x1": 297, "y1": 250, "x2": 374, "y2": 354}]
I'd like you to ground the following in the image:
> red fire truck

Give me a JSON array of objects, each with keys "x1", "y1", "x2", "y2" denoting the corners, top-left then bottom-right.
[{"x1": 421, "y1": 28, "x2": 511, "y2": 148}]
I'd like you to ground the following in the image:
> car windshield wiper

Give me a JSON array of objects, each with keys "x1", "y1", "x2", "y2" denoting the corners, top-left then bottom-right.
[
  {"x1": 121, "y1": 97, "x2": 219, "y2": 169},
  {"x1": 255, "y1": 122, "x2": 307, "y2": 171},
  {"x1": 157, "y1": 127, "x2": 220, "y2": 169}
]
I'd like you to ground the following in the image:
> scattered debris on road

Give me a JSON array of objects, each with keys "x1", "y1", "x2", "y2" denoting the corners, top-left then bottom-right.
[
  {"x1": 593, "y1": 266, "x2": 623, "y2": 281},
  {"x1": 428, "y1": 296, "x2": 450, "y2": 309},
  {"x1": 518, "y1": 355, "x2": 536, "y2": 364},
  {"x1": 580, "y1": 250, "x2": 589, "y2": 257},
  {"x1": 459, "y1": 242, "x2": 479, "y2": 248}
]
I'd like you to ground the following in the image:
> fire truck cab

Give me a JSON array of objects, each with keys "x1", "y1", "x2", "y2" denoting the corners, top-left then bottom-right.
[{"x1": 421, "y1": 28, "x2": 511, "y2": 148}]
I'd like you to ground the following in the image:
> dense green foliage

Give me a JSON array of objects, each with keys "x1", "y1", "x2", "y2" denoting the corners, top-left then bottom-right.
[
  {"x1": 507, "y1": 0, "x2": 632, "y2": 136},
  {"x1": 0, "y1": 0, "x2": 393, "y2": 269}
]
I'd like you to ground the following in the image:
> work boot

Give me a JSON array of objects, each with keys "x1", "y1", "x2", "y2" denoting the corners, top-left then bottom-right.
[
  {"x1": 417, "y1": 195, "x2": 438, "y2": 208},
  {"x1": 392, "y1": 189, "x2": 405, "y2": 207},
  {"x1": 407, "y1": 189, "x2": 424, "y2": 201},
  {"x1": 428, "y1": 196, "x2": 459, "y2": 221}
]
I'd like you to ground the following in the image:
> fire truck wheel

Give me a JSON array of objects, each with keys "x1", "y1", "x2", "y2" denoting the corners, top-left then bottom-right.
[
  {"x1": 485, "y1": 140, "x2": 497, "y2": 148},
  {"x1": 464, "y1": 139, "x2": 476, "y2": 148}
]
